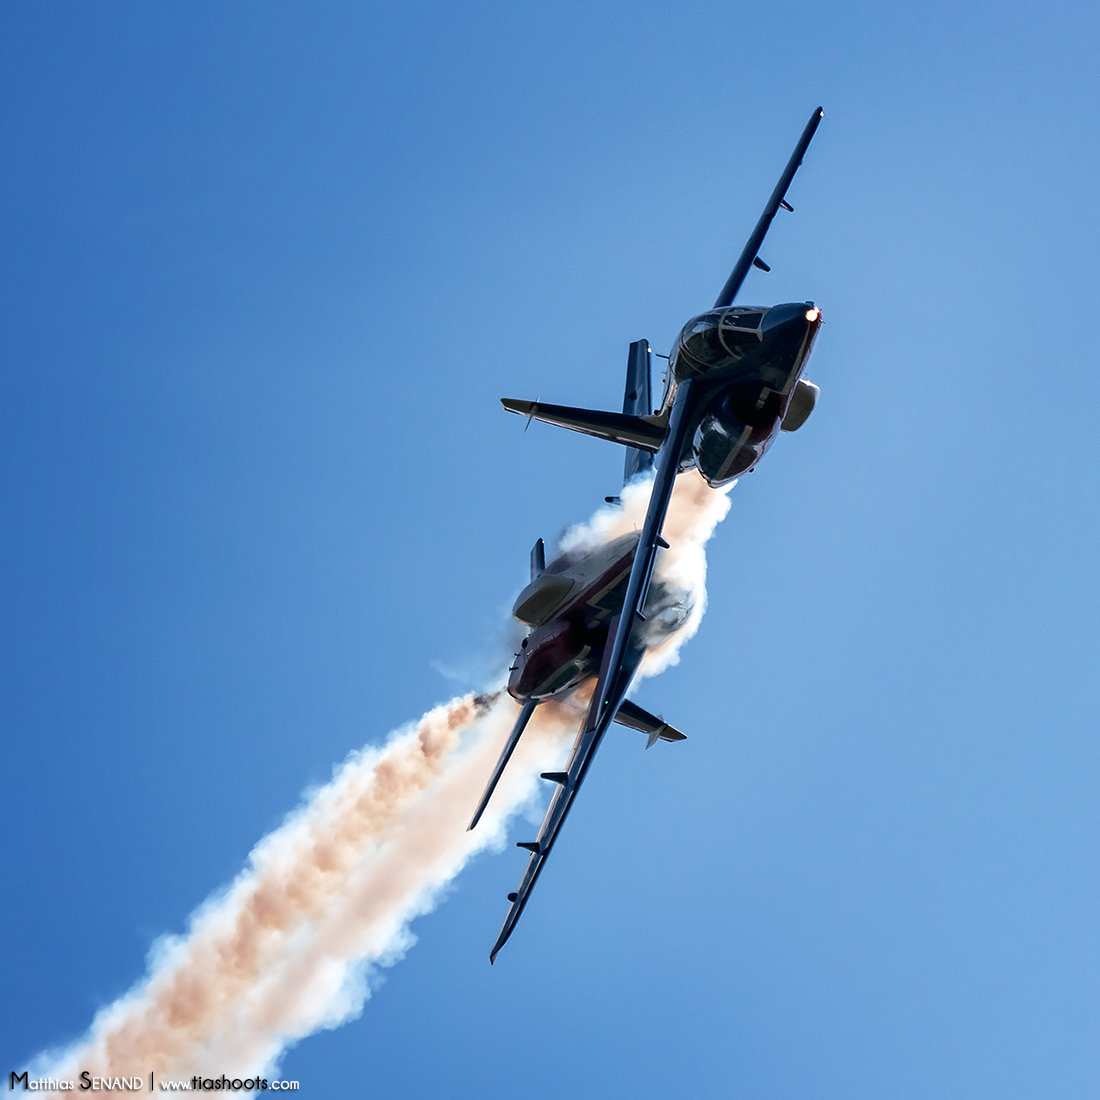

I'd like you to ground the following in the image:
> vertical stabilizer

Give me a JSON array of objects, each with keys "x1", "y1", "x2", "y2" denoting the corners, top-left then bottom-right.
[
  {"x1": 530, "y1": 538, "x2": 545, "y2": 581},
  {"x1": 622, "y1": 340, "x2": 653, "y2": 484}
]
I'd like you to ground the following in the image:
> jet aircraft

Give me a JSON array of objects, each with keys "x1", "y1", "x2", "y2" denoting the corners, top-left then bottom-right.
[
  {"x1": 467, "y1": 527, "x2": 690, "y2": 835},
  {"x1": 475, "y1": 107, "x2": 826, "y2": 962}
]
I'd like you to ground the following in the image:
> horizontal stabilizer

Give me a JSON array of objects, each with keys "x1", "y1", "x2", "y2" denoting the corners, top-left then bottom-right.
[
  {"x1": 614, "y1": 699, "x2": 686, "y2": 744},
  {"x1": 502, "y1": 399, "x2": 667, "y2": 453}
]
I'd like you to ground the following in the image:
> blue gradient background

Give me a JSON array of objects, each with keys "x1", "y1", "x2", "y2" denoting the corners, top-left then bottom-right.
[{"x1": 2, "y1": 2, "x2": 1098, "y2": 1097}]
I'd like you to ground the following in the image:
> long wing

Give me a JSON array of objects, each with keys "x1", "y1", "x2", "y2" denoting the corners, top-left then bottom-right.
[
  {"x1": 489, "y1": 380, "x2": 698, "y2": 961},
  {"x1": 713, "y1": 106, "x2": 823, "y2": 309},
  {"x1": 489, "y1": 107, "x2": 824, "y2": 961},
  {"x1": 468, "y1": 699, "x2": 538, "y2": 831}
]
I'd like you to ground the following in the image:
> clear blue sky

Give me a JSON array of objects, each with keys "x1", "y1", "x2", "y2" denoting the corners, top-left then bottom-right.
[{"x1": 3, "y1": 2, "x2": 1099, "y2": 1096}]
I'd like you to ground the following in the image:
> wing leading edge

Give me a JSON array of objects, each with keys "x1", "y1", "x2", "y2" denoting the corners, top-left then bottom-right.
[
  {"x1": 489, "y1": 381, "x2": 698, "y2": 962},
  {"x1": 713, "y1": 106, "x2": 823, "y2": 309},
  {"x1": 489, "y1": 107, "x2": 824, "y2": 962}
]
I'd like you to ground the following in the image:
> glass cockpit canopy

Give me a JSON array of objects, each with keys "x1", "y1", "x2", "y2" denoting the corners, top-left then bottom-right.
[{"x1": 674, "y1": 306, "x2": 766, "y2": 378}]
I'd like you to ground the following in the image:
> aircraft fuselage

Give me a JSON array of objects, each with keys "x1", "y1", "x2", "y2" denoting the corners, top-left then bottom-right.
[
  {"x1": 507, "y1": 534, "x2": 639, "y2": 702},
  {"x1": 661, "y1": 301, "x2": 822, "y2": 486},
  {"x1": 506, "y1": 302, "x2": 820, "y2": 701}
]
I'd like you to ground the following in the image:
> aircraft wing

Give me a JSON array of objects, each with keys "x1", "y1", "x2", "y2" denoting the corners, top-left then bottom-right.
[
  {"x1": 490, "y1": 381, "x2": 699, "y2": 961},
  {"x1": 713, "y1": 106, "x2": 823, "y2": 309},
  {"x1": 489, "y1": 107, "x2": 824, "y2": 961}
]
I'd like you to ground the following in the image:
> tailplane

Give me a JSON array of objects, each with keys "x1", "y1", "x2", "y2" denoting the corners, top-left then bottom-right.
[
  {"x1": 501, "y1": 399, "x2": 666, "y2": 451},
  {"x1": 501, "y1": 341, "x2": 666, "y2": 463},
  {"x1": 614, "y1": 699, "x2": 685, "y2": 746}
]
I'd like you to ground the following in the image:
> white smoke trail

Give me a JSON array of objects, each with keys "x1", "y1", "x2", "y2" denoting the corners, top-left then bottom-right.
[
  {"x1": 29, "y1": 472, "x2": 732, "y2": 1085},
  {"x1": 560, "y1": 468, "x2": 732, "y2": 681}
]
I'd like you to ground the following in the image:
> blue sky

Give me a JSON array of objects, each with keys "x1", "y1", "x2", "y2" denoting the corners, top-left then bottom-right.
[{"x1": 3, "y1": 1, "x2": 1099, "y2": 1096}]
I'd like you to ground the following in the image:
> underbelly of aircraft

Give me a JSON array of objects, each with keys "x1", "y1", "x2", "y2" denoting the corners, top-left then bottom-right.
[{"x1": 508, "y1": 617, "x2": 599, "y2": 701}]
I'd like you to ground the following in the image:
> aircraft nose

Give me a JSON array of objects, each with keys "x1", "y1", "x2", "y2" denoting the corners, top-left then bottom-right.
[{"x1": 763, "y1": 302, "x2": 819, "y2": 331}]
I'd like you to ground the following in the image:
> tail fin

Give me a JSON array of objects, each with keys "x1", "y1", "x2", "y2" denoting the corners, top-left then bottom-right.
[
  {"x1": 530, "y1": 537, "x2": 545, "y2": 581},
  {"x1": 622, "y1": 340, "x2": 654, "y2": 484}
]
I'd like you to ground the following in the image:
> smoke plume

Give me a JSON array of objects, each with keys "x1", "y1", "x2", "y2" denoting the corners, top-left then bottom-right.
[{"x1": 30, "y1": 472, "x2": 732, "y2": 1084}]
